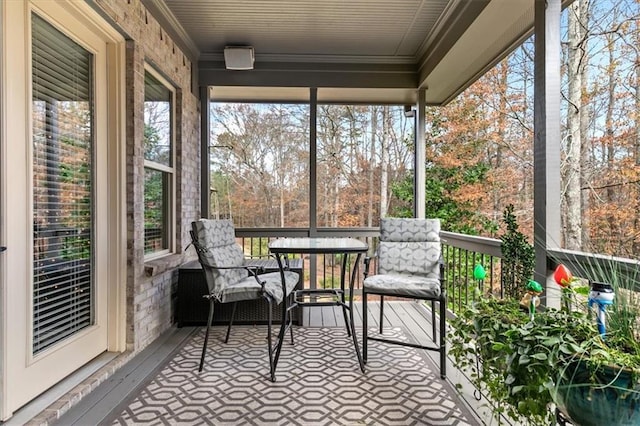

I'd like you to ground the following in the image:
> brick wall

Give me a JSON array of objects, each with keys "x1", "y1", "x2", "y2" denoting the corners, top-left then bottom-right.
[{"x1": 94, "y1": 0, "x2": 201, "y2": 351}]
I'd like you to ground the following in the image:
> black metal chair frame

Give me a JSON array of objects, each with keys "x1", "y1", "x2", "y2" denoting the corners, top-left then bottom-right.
[
  {"x1": 189, "y1": 229, "x2": 295, "y2": 382},
  {"x1": 362, "y1": 257, "x2": 447, "y2": 379}
]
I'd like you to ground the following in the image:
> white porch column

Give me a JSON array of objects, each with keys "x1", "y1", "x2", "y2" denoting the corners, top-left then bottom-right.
[
  {"x1": 415, "y1": 89, "x2": 426, "y2": 219},
  {"x1": 534, "y1": 0, "x2": 562, "y2": 306}
]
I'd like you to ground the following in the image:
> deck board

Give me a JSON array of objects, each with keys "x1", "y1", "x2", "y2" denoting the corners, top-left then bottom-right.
[
  {"x1": 361, "y1": 299, "x2": 382, "y2": 329},
  {"x1": 301, "y1": 301, "x2": 431, "y2": 333},
  {"x1": 321, "y1": 305, "x2": 338, "y2": 327},
  {"x1": 378, "y1": 299, "x2": 405, "y2": 331},
  {"x1": 392, "y1": 300, "x2": 434, "y2": 343}
]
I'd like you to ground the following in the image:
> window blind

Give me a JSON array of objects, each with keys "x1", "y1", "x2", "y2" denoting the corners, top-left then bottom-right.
[{"x1": 31, "y1": 13, "x2": 94, "y2": 354}]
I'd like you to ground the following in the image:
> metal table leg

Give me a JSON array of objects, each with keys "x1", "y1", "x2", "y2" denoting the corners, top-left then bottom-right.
[{"x1": 347, "y1": 252, "x2": 366, "y2": 373}]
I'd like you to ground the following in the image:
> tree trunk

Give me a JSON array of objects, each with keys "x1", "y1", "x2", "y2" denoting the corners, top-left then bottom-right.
[
  {"x1": 604, "y1": 32, "x2": 617, "y2": 238},
  {"x1": 633, "y1": 23, "x2": 640, "y2": 254},
  {"x1": 380, "y1": 106, "x2": 389, "y2": 218},
  {"x1": 494, "y1": 62, "x2": 507, "y2": 217},
  {"x1": 564, "y1": 0, "x2": 585, "y2": 250},
  {"x1": 367, "y1": 107, "x2": 377, "y2": 226},
  {"x1": 579, "y1": 0, "x2": 591, "y2": 249},
  {"x1": 280, "y1": 187, "x2": 285, "y2": 227},
  {"x1": 636, "y1": 48, "x2": 640, "y2": 166}
]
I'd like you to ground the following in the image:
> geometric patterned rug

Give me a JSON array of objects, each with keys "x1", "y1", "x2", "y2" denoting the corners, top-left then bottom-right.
[{"x1": 108, "y1": 326, "x2": 478, "y2": 425}]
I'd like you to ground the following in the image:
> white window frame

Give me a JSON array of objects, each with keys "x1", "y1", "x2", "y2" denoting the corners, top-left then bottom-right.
[{"x1": 143, "y1": 65, "x2": 176, "y2": 259}]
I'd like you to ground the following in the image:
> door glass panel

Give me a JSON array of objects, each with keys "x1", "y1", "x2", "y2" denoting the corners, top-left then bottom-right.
[{"x1": 31, "y1": 13, "x2": 94, "y2": 354}]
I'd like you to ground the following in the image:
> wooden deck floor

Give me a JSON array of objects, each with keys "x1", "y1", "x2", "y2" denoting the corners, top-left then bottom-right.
[
  {"x1": 303, "y1": 300, "x2": 435, "y2": 341},
  {"x1": 43, "y1": 301, "x2": 486, "y2": 425}
]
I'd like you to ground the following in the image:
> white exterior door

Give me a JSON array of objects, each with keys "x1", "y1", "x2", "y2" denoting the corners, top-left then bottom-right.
[{"x1": 1, "y1": 1, "x2": 124, "y2": 419}]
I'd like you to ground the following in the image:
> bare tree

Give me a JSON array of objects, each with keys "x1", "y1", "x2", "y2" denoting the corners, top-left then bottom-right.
[
  {"x1": 367, "y1": 106, "x2": 378, "y2": 227},
  {"x1": 563, "y1": 0, "x2": 588, "y2": 250},
  {"x1": 380, "y1": 106, "x2": 390, "y2": 217}
]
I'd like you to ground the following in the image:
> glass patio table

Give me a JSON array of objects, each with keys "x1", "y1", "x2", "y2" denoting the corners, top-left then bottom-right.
[{"x1": 268, "y1": 237, "x2": 368, "y2": 374}]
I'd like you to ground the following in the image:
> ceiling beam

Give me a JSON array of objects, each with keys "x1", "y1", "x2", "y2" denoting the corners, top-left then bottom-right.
[
  {"x1": 417, "y1": 0, "x2": 490, "y2": 81},
  {"x1": 199, "y1": 61, "x2": 417, "y2": 89}
]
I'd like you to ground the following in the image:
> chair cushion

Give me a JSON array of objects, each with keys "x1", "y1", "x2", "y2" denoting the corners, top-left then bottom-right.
[
  {"x1": 220, "y1": 271, "x2": 299, "y2": 304},
  {"x1": 194, "y1": 219, "x2": 237, "y2": 247},
  {"x1": 378, "y1": 241, "x2": 440, "y2": 277},
  {"x1": 192, "y1": 219, "x2": 247, "y2": 295},
  {"x1": 364, "y1": 274, "x2": 441, "y2": 299},
  {"x1": 377, "y1": 217, "x2": 441, "y2": 278},
  {"x1": 380, "y1": 218, "x2": 440, "y2": 242}
]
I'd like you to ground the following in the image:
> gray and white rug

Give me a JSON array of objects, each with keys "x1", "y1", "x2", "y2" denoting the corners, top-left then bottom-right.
[{"x1": 109, "y1": 326, "x2": 477, "y2": 425}]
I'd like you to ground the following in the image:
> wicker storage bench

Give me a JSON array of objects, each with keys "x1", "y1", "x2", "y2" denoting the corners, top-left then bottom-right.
[{"x1": 176, "y1": 258, "x2": 304, "y2": 326}]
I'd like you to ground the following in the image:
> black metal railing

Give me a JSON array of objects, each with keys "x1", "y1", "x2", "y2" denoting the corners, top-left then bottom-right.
[
  {"x1": 236, "y1": 228, "x2": 378, "y2": 294},
  {"x1": 548, "y1": 249, "x2": 639, "y2": 285},
  {"x1": 234, "y1": 228, "x2": 640, "y2": 313},
  {"x1": 235, "y1": 228, "x2": 506, "y2": 309},
  {"x1": 441, "y1": 231, "x2": 504, "y2": 314}
]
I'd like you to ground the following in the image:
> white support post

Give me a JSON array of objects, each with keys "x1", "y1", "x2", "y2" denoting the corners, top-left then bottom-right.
[
  {"x1": 415, "y1": 90, "x2": 426, "y2": 219},
  {"x1": 533, "y1": 0, "x2": 562, "y2": 307}
]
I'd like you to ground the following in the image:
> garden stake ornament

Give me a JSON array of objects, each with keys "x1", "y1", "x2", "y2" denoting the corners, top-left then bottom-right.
[
  {"x1": 525, "y1": 280, "x2": 542, "y2": 320},
  {"x1": 553, "y1": 264, "x2": 575, "y2": 311},
  {"x1": 588, "y1": 281, "x2": 615, "y2": 338},
  {"x1": 473, "y1": 264, "x2": 486, "y2": 292},
  {"x1": 471, "y1": 264, "x2": 486, "y2": 402}
]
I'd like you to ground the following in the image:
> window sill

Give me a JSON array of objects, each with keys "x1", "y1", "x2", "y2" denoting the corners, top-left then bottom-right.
[{"x1": 144, "y1": 253, "x2": 188, "y2": 277}]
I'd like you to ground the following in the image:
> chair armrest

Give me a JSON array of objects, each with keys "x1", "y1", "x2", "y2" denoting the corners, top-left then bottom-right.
[
  {"x1": 200, "y1": 263, "x2": 254, "y2": 272},
  {"x1": 199, "y1": 263, "x2": 267, "y2": 289},
  {"x1": 438, "y1": 255, "x2": 445, "y2": 289},
  {"x1": 363, "y1": 254, "x2": 377, "y2": 278},
  {"x1": 243, "y1": 253, "x2": 294, "y2": 271},
  {"x1": 244, "y1": 254, "x2": 271, "y2": 259},
  {"x1": 188, "y1": 230, "x2": 268, "y2": 290}
]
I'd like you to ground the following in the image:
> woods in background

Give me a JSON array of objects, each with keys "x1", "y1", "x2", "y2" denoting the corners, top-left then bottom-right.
[{"x1": 209, "y1": 0, "x2": 640, "y2": 260}]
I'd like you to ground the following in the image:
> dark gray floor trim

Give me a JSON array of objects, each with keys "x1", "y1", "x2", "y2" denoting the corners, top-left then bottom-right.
[{"x1": 56, "y1": 326, "x2": 197, "y2": 426}]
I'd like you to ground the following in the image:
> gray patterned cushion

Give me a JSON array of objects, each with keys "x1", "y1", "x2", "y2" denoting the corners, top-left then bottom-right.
[
  {"x1": 380, "y1": 218, "x2": 440, "y2": 243},
  {"x1": 191, "y1": 219, "x2": 299, "y2": 304},
  {"x1": 364, "y1": 218, "x2": 442, "y2": 298},
  {"x1": 192, "y1": 219, "x2": 247, "y2": 299},
  {"x1": 220, "y1": 271, "x2": 300, "y2": 304},
  {"x1": 364, "y1": 274, "x2": 441, "y2": 299}
]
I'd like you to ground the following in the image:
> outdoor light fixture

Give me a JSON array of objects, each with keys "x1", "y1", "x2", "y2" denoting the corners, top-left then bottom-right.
[
  {"x1": 224, "y1": 46, "x2": 255, "y2": 70},
  {"x1": 404, "y1": 105, "x2": 415, "y2": 118}
]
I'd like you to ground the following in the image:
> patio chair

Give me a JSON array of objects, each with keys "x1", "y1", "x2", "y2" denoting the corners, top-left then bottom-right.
[
  {"x1": 189, "y1": 219, "x2": 299, "y2": 381},
  {"x1": 362, "y1": 218, "x2": 447, "y2": 379}
]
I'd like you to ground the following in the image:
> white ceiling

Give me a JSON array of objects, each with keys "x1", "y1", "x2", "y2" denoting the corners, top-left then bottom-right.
[
  {"x1": 142, "y1": 0, "x2": 550, "y2": 105},
  {"x1": 163, "y1": 0, "x2": 451, "y2": 63}
]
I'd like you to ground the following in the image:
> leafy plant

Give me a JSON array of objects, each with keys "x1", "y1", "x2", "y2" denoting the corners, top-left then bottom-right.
[
  {"x1": 550, "y1": 253, "x2": 640, "y2": 363},
  {"x1": 451, "y1": 210, "x2": 640, "y2": 424},
  {"x1": 450, "y1": 294, "x2": 597, "y2": 425},
  {"x1": 451, "y1": 254, "x2": 640, "y2": 425},
  {"x1": 391, "y1": 162, "x2": 498, "y2": 234},
  {"x1": 319, "y1": 276, "x2": 340, "y2": 289},
  {"x1": 500, "y1": 204, "x2": 534, "y2": 300}
]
